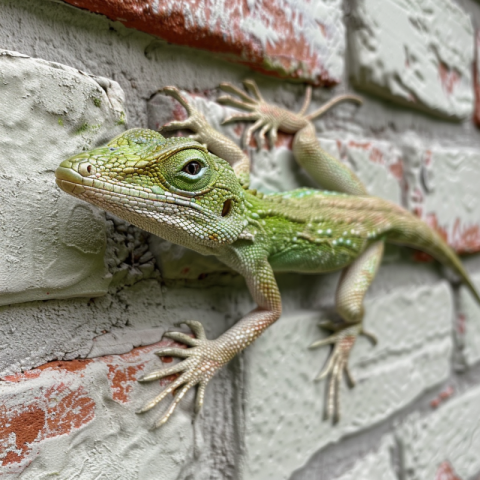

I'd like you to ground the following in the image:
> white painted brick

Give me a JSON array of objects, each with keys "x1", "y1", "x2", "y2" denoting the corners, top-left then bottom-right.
[
  {"x1": 458, "y1": 272, "x2": 480, "y2": 367},
  {"x1": 350, "y1": 0, "x2": 474, "y2": 119},
  {"x1": 240, "y1": 281, "x2": 453, "y2": 480},
  {"x1": 402, "y1": 135, "x2": 480, "y2": 252},
  {"x1": 319, "y1": 137, "x2": 403, "y2": 203},
  {"x1": 396, "y1": 384, "x2": 480, "y2": 480},
  {"x1": 0, "y1": 49, "x2": 127, "y2": 305},
  {"x1": 333, "y1": 436, "x2": 397, "y2": 480}
]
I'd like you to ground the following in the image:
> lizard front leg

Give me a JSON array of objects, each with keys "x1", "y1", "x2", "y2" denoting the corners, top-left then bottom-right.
[
  {"x1": 159, "y1": 86, "x2": 251, "y2": 188},
  {"x1": 218, "y1": 79, "x2": 366, "y2": 196},
  {"x1": 137, "y1": 249, "x2": 281, "y2": 427},
  {"x1": 310, "y1": 241, "x2": 384, "y2": 422}
]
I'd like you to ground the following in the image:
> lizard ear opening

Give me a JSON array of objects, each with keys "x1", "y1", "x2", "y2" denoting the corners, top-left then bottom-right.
[{"x1": 222, "y1": 199, "x2": 232, "y2": 217}]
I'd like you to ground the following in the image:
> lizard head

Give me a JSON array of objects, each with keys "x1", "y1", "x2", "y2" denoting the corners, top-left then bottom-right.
[{"x1": 55, "y1": 128, "x2": 247, "y2": 250}]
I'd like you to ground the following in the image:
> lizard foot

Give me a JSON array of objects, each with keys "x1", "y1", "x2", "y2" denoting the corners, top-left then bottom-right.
[
  {"x1": 218, "y1": 80, "x2": 362, "y2": 150},
  {"x1": 218, "y1": 79, "x2": 286, "y2": 149},
  {"x1": 137, "y1": 320, "x2": 226, "y2": 428},
  {"x1": 309, "y1": 323, "x2": 377, "y2": 423},
  {"x1": 159, "y1": 86, "x2": 210, "y2": 143}
]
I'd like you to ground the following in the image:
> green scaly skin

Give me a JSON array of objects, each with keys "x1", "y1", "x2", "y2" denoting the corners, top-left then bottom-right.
[{"x1": 55, "y1": 81, "x2": 480, "y2": 427}]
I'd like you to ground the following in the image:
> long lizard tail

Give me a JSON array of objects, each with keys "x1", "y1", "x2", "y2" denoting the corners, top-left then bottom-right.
[{"x1": 388, "y1": 214, "x2": 480, "y2": 304}]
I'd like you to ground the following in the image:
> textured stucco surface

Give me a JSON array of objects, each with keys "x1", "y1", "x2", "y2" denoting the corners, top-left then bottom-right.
[
  {"x1": 0, "y1": 0, "x2": 480, "y2": 479},
  {"x1": 0, "y1": 50, "x2": 126, "y2": 305}
]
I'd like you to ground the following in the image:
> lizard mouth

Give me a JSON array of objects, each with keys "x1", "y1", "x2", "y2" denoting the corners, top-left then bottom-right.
[
  {"x1": 55, "y1": 165, "x2": 222, "y2": 223},
  {"x1": 55, "y1": 166, "x2": 86, "y2": 195}
]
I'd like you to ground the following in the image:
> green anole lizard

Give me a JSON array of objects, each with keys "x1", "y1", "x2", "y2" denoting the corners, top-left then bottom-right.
[{"x1": 55, "y1": 80, "x2": 480, "y2": 428}]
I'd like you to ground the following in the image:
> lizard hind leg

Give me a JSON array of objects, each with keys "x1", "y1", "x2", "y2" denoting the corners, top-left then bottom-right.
[{"x1": 310, "y1": 241, "x2": 384, "y2": 422}]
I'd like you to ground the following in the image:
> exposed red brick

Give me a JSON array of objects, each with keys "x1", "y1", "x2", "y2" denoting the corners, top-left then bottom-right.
[
  {"x1": 430, "y1": 386, "x2": 454, "y2": 409},
  {"x1": 423, "y1": 213, "x2": 449, "y2": 244},
  {"x1": 37, "y1": 359, "x2": 92, "y2": 373},
  {"x1": 435, "y1": 461, "x2": 462, "y2": 480},
  {"x1": 389, "y1": 160, "x2": 404, "y2": 181},
  {"x1": 2, "y1": 370, "x2": 42, "y2": 383},
  {"x1": 0, "y1": 406, "x2": 45, "y2": 465},
  {"x1": 451, "y1": 220, "x2": 480, "y2": 253},
  {"x1": 99, "y1": 338, "x2": 187, "y2": 403},
  {"x1": 347, "y1": 140, "x2": 372, "y2": 151},
  {"x1": 275, "y1": 132, "x2": 294, "y2": 150},
  {"x1": 439, "y1": 62, "x2": 460, "y2": 95},
  {"x1": 61, "y1": 0, "x2": 339, "y2": 85},
  {"x1": 424, "y1": 213, "x2": 480, "y2": 254},
  {"x1": 0, "y1": 334, "x2": 193, "y2": 471},
  {"x1": 233, "y1": 123, "x2": 244, "y2": 139},
  {"x1": 0, "y1": 339, "x2": 191, "y2": 470},
  {"x1": 0, "y1": 384, "x2": 95, "y2": 471},
  {"x1": 104, "y1": 363, "x2": 145, "y2": 403},
  {"x1": 369, "y1": 146, "x2": 384, "y2": 164},
  {"x1": 2, "y1": 359, "x2": 92, "y2": 383},
  {"x1": 45, "y1": 387, "x2": 95, "y2": 435}
]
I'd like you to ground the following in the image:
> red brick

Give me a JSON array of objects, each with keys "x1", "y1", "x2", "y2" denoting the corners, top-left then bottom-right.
[{"x1": 61, "y1": 0, "x2": 344, "y2": 85}]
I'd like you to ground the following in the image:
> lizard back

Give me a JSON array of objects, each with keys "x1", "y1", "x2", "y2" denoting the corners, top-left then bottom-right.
[{"x1": 245, "y1": 188, "x2": 480, "y2": 303}]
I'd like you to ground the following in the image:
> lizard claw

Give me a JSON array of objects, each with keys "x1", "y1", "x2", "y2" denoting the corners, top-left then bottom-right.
[
  {"x1": 310, "y1": 323, "x2": 376, "y2": 423},
  {"x1": 136, "y1": 321, "x2": 226, "y2": 428}
]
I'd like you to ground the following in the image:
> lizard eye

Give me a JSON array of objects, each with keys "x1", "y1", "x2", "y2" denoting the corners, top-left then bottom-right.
[
  {"x1": 183, "y1": 161, "x2": 202, "y2": 176},
  {"x1": 164, "y1": 149, "x2": 213, "y2": 192}
]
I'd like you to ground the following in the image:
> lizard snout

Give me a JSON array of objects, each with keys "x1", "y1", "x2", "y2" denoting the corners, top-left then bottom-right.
[{"x1": 55, "y1": 164, "x2": 86, "y2": 194}]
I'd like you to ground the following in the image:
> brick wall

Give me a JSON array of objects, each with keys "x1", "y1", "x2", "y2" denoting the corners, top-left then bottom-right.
[{"x1": 1, "y1": 0, "x2": 480, "y2": 479}]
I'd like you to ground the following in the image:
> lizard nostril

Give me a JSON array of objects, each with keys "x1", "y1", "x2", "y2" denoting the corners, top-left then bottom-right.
[
  {"x1": 79, "y1": 162, "x2": 96, "y2": 176},
  {"x1": 221, "y1": 199, "x2": 232, "y2": 217}
]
